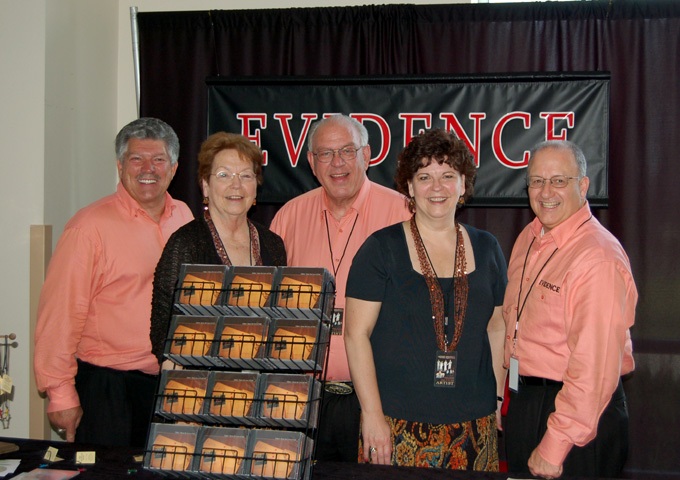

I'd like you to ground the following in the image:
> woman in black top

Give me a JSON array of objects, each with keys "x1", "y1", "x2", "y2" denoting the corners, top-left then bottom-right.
[{"x1": 344, "y1": 129, "x2": 506, "y2": 471}]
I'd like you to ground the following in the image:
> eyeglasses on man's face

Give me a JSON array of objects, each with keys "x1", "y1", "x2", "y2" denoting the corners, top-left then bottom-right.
[
  {"x1": 210, "y1": 170, "x2": 257, "y2": 183},
  {"x1": 527, "y1": 175, "x2": 581, "y2": 189},
  {"x1": 312, "y1": 145, "x2": 363, "y2": 163}
]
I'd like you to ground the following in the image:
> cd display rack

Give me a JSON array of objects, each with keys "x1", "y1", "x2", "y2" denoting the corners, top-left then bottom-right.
[{"x1": 144, "y1": 265, "x2": 335, "y2": 480}]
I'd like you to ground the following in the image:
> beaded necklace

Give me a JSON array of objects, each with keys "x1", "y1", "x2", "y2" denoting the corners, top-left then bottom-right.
[
  {"x1": 409, "y1": 216, "x2": 469, "y2": 353},
  {"x1": 204, "y1": 209, "x2": 263, "y2": 266}
]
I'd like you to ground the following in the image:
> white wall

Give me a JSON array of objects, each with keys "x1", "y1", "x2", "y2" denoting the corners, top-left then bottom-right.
[
  {"x1": 0, "y1": 0, "x2": 47, "y2": 439},
  {"x1": 0, "y1": 0, "x2": 466, "y2": 439},
  {"x1": 45, "y1": 0, "x2": 120, "y2": 238}
]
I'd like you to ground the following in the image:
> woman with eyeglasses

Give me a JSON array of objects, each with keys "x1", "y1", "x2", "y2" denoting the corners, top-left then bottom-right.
[
  {"x1": 150, "y1": 132, "x2": 286, "y2": 364},
  {"x1": 344, "y1": 128, "x2": 507, "y2": 471}
]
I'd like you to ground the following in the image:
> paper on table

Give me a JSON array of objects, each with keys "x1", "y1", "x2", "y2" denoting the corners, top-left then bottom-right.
[
  {"x1": 10, "y1": 468, "x2": 79, "y2": 479},
  {"x1": 0, "y1": 459, "x2": 20, "y2": 478}
]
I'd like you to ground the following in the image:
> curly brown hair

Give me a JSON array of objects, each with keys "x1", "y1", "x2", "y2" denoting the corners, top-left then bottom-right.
[
  {"x1": 395, "y1": 129, "x2": 476, "y2": 212},
  {"x1": 197, "y1": 132, "x2": 264, "y2": 186}
]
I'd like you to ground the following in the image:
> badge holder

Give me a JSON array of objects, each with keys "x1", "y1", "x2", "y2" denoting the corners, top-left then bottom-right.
[{"x1": 434, "y1": 351, "x2": 457, "y2": 388}]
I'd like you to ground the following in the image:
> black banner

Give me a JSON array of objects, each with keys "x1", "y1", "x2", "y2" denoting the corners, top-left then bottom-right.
[{"x1": 207, "y1": 73, "x2": 609, "y2": 206}]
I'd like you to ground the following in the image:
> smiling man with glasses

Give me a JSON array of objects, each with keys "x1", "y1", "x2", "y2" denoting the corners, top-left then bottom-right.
[
  {"x1": 270, "y1": 115, "x2": 411, "y2": 462},
  {"x1": 502, "y1": 140, "x2": 637, "y2": 479}
]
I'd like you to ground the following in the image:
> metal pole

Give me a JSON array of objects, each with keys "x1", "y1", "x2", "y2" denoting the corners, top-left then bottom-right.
[{"x1": 130, "y1": 6, "x2": 141, "y2": 118}]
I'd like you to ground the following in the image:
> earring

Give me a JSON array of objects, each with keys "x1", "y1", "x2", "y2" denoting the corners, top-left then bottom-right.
[
  {"x1": 253, "y1": 198, "x2": 257, "y2": 206},
  {"x1": 457, "y1": 196, "x2": 465, "y2": 205},
  {"x1": 202, "y1": 197, "x2": 209, "y2": 211}
]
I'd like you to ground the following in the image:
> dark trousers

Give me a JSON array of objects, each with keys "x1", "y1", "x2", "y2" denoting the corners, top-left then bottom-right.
[
  {"x1": 505, "y1": 378, "x2": 629, "y2": 478},
  {"x1": 75, "y1": 360, "x2": 157, "y2": 448},
  {"x1": 314, "y1": 386, "x2": 361, "y2": 462}
]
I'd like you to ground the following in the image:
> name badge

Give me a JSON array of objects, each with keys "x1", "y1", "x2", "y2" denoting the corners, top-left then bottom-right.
[
  {"x1": 434, "y1": 350, "x2": 457, "y2": 388},
  {"x1": 331, "y1": 308, "x2": 343, "y2": 336},
  {"x1": 509, "y1": 356, "x2": 519, "y2": 393}
]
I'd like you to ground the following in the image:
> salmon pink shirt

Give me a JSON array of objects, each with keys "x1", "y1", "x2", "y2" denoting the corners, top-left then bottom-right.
[
  {"x1": 503, "y1": 202, "x2": 637, "y2": 465},
  {"x1": 270, "y1": 180, "x2": 410, "y2": 381},
  {"x1": 34, "y1": 183, "x2": 192, "y2": 413}
]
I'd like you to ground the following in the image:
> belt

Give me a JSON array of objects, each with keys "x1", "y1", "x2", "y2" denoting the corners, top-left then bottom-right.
[
  {"x1": 324, "y1": 381, "x2": 354, "y2": 395},
  {"x1": 519, "y1": 375, "x2": 563, "y2": 387}
]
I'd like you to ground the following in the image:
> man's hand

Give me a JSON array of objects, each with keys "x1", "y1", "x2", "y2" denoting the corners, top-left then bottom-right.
[
  {"x1": 528, "y1": 448, "x2": 563, "y2": 479},
  {"x1": 48, "y1": 406, "x2": 83, "y2": 443}
]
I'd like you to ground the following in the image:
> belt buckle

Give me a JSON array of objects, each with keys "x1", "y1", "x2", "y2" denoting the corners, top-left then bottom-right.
[{"x1": 324, "y1": 381, "x2": 353, "y2": 395}]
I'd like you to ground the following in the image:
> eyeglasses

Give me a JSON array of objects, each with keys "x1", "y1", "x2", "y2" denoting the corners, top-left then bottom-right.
[
  {"x1": 210, "y1": 170, "x2": 257, "y2": 183},
  {"x1": 527, "y1": 175, "x2": 581, "y2": 189},
  {"x1": 312, "y1": 145, "x2": 363, "y2": 163}
]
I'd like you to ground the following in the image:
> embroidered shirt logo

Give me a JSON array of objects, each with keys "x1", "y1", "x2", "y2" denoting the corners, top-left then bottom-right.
[{"x1": 539, "y1": 279, "x2": 560, "y2": 293}]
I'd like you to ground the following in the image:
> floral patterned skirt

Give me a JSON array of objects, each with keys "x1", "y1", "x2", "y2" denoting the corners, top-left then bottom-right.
[{"x1": 360, "y1": 412, "x2": 499, "y2": 471}]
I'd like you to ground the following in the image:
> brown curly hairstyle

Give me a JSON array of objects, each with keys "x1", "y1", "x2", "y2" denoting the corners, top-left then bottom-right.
[
  {"x1": 395, "y1": 129, "x2": 476, "y2": 212},
  {"x1": 197, "y1": 132, "x2": 264, "y2": 186}
]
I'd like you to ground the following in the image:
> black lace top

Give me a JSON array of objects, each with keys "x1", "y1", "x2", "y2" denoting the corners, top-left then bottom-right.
[{"x1": 149, "y1": 215, "x2": 287, "y2": 363}]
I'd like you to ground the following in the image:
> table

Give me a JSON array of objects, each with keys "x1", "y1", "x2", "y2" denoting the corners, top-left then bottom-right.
[{"x1": 0, "y1": 437, "x2": 628, "y2": 479}]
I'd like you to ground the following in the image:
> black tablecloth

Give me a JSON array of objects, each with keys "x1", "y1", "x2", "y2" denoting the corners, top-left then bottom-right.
[{"x1": 0, "y1": 437, "x2": 630, "y2": 479}]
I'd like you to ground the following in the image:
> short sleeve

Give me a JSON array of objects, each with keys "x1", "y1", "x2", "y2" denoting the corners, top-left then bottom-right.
[{"x1": 346, "y1": 233, "x2": 389, "y2": 302}]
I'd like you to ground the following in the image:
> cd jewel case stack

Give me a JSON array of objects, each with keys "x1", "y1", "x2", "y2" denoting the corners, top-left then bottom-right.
[{"x1": 145, "y1": 265, "x2": 335, "y2": 479}]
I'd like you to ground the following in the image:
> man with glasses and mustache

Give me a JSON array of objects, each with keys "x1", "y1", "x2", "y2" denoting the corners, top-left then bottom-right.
[
  {"x1": 502, "y1": 140, "x2": 637, "y2": 479},
  {"x1": 34, "y1": 118, "x2": 193, "y2": 447},
  {"x1": 270, "y1": 115, "x2": 411, "y2": 462}
]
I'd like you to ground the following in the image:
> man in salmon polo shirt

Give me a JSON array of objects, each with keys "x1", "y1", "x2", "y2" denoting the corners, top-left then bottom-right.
[
  {"x1": 502, "y1": 140, "x2": 637, "y2": 479},
  {"x1": 270, "y1": 115, "x2": 411, "y2": 461},
  {"x1": 34, "y1": 118, "x2": 193, "y2": 447}
]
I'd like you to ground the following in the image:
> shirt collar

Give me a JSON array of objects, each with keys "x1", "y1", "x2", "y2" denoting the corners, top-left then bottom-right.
[
  {"x1": 115, "y1": 182, "x2": 175, "y2": 220},
  {"x1": 320, "y1": 177, "x2": 370, "y2": 220},
  {"x1": 530, "y1": 201, "x2": 592, "y2": 248}
]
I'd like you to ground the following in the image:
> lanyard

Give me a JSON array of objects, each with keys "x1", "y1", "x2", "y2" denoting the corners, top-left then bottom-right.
[
  {"x1": 513, "y1": 239, "x2": 558, "y2": 344},
  {"x1": 512, "y1": 216, "x2": 593, "y2": 347},
  {"x1": 324, "y1": 210, "x2": 359, "y2": 279}
]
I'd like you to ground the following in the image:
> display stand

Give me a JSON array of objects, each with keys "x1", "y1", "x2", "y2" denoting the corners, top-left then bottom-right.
[
  {"x1": 143, "y1": 265, "x2": 334, "y2": 479},
  {"x1": 0, "y1": 333, "x2": 17, "y2": 429}
]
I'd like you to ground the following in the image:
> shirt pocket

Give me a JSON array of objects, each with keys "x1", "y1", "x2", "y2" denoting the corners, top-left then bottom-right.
[{"x1": 523, "y1": 278, "x2": 565, "y2": 345}]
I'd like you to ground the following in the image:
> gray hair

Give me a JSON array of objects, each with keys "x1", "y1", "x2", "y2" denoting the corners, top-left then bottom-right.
[
  {"x1": 528, "y1": 140, "x2": 587, "y2": 177},
  {"x1": 115, "y1": 117, "x2": 180, "y2": 165},
  {"x1": 307, "y1": 115, "x2": 369, "y2": 151}
]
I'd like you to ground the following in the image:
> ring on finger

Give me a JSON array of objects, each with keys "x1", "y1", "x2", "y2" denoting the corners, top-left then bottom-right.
[{"x1": 369, "y1": 446, "x2": 377, "y2": 454}]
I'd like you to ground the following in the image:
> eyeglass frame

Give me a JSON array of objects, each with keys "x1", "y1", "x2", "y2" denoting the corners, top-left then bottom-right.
[
  {"x1": 526, "y1": 175, "x2": 582, "y2": 189},
  {"x1": 209, "y1": 170, "x2": 258, "y2": 183},
  {"x1": 311, "y1": 144, "x2": 365, "y2": 163}
]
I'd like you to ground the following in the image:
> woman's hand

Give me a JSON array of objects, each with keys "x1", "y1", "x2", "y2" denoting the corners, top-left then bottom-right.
[
  {"x1": 344, "y1": 297, "x2": 390, "y2": 464},
  {"x1": 361, "y1": 412, "x2": 392, "y2": 465}
]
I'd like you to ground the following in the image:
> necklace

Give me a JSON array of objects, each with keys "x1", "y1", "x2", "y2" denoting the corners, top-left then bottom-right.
[
  {"x1": 324, "y1": 210, "x2": 359, "y2": 279},
  {"x1": 204, "y1": 209, "x2": 262, "y2": 266},
  {"x1": 410, "y1": 216, "x2": 469, "y2": 353}
]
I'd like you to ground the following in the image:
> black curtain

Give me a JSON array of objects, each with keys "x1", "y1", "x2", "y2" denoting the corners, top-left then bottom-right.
[{"x1": 138, "y1": 1, "x2": 680, "y2": 475}]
